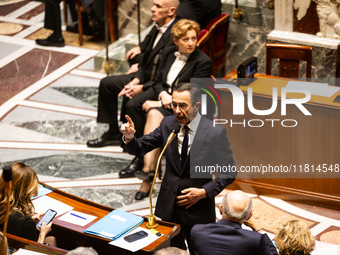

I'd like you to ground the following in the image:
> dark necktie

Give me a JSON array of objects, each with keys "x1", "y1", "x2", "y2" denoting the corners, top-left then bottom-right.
[{"x1": 181, "y1": 125, "x2": 189, "y2": 169}]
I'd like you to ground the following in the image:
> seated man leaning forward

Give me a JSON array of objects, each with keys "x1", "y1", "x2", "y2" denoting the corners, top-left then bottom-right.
[
  {"x1": 191, "y1": 190, "x2": 278, "y2": 255},
  {"x1": 121, "y1": 83, "x2": 236, "y2": 253}
]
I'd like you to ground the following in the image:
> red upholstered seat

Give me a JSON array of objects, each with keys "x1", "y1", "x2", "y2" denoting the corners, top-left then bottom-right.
[
  {"x1": 197, "y1": 29, "x2": 211, "y2": 58},
  {"x1": 205, "y1": 13, "x2": 230, "y2": 77}
]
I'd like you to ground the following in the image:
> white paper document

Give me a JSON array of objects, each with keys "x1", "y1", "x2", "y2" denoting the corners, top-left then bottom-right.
[
  {"x1": 109, "y1": 226, "x2": 162, "y2": 252},
  {"x1": 285, "y1": 81, "x2": 340, "y2": 97},
  {"x1": 32, "y1": 195, "x2": 73, "y2": 216},
  {"x1": 12, "y1": 249, "x2": 47, "y2": 255},
  {"x1": 58, "y1": 210, "x2": 97, "y2": 226}
]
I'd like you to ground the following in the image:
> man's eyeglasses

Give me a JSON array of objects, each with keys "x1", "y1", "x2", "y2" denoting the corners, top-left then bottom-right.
[{"x1": 171, "y1": 102, "x2": 188, "y2": 111}]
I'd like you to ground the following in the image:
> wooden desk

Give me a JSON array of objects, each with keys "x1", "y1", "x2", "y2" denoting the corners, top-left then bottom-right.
[
  {"x1": 219, "y1": 71, "x2": 340, "y2": 209},
  {"x1": 35, "y1": 183, "x2": 180, "y2": 255},
  {"x1": 7, "y1": 233, "x2": 68, "y2": 254}
]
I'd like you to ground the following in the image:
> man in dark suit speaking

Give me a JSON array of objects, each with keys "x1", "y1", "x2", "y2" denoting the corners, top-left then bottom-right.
[
  {"x1": 121, "y1": 83, "x2": 236, "y2": 253},
  {"x1": 191, "y1": 190, "x2": 278, "y2": 255}
]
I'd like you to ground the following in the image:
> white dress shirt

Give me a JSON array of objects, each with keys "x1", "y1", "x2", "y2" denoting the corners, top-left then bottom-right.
[
  {"x1": 165, "y1": 52, "x2": 190, "y2": 93},
  {"x1": 152, "y1": 18, "x2": 175, "y2": 49},
  {"x1": 178, "y1": 112, "x2": 201, "y2": 157}
]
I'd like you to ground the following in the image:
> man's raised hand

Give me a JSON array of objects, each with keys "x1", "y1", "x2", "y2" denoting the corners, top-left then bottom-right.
[{"x1": 121, "y1": 115, "x2": 136, "y2": 142}]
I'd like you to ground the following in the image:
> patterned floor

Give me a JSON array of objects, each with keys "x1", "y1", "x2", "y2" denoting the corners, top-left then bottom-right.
[{"x1": 1, "y1": 0, "x2": 340, "y2": 253}]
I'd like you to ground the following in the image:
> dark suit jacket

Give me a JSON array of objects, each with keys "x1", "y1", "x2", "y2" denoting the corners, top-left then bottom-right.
[
  {"x1": 135, "y1": 18, "x2": 179, "y2": 88},
  {"x1": 123, "y1": 116, "x2": 236, "y2": 226},
  {"x1": 177, "y1": 0, "x2": 222, "y2": 28},
  {"x1": 143, "y1": 45, "x2": 212, "y2": 95},
  {"x1": 191, "y1": 219, "x2": 279, "y2": 255}
]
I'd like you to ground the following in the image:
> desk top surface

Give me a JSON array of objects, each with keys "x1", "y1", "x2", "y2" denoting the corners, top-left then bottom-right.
[{"x1": 42, "y1": 183, "x2": 180, "y2": 253}]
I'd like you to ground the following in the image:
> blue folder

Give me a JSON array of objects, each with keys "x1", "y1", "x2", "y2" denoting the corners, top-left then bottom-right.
[
  {"x1": 84, "y1": 209, "x2": 144, "y2": 240},
  {"x1": 31, "y1": 185, "x2": 53, "y2": 200}
]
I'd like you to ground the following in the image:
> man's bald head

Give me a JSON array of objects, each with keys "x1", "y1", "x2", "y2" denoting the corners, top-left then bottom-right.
[
  {"x1": 221, "y1": 190, "x2": 252, "y2": 224},
  {"x1": 151, "y1": 0, "x2": 178, "y2": 26},
  {"x1": 166, "y1": 0, "x2": 179, "y2": 9}
]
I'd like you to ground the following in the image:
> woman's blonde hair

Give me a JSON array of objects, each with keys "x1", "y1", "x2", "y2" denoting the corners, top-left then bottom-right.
[
  {"x1": 0, "y1": 162, "x2": 39, "y2": 224},
  {"x1": 171, "y1": 19, "x2": 200, "y2": 40},
  {"x1": 274, "y1": 220, "x2": 315, "y2": 255}
]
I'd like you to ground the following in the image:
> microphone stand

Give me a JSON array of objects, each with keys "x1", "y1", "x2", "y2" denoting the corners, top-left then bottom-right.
[{"x1": 146, "y1": 132, "x2": 178, "y2": 229}]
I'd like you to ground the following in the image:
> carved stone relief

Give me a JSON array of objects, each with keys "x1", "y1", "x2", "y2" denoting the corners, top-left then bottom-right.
[{"x1": 294, "y1": 0, "x2": 340, "y2": 38}]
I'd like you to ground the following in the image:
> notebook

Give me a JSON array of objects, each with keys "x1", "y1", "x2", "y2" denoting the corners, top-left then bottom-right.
[{"x1": 84, "y1": 209, "x2": 144, "y2": 240}]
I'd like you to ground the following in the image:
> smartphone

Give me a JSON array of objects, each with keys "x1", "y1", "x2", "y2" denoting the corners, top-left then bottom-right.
[
  {"x1": 36, "y1": 209, "x2": 57, "y2": 229},
  {"x1": 124, "y1": 230, "x2": 148, "y2": 242}
]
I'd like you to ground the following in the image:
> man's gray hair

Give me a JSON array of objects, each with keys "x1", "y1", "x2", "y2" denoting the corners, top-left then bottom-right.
[
  {"x1": 154, "y1": 247, "x2": 187, "y2": 255},
  {"x1": 173, "y1": 82, "x2": 201, "y2": 105},
  {"x1": 222, "y1": 192, "x2": 253, "y2": 222},
  {"x1": 66, "y1": 247, "x2": 98, "y2": 255}
]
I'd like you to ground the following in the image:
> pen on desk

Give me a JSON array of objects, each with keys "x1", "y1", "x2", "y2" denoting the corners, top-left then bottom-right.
[{"x1": 70, "y1": 213, "x2": 86, "y2": 220}]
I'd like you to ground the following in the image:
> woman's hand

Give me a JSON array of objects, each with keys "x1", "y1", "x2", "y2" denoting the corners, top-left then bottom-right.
[
  {"x1": 142, "y1": 100, "x2": 162, "y2": 112},
  {"x1": 37, "y1": 221, "x2": 52, "y2": 244},
  {"x1": 31, "y1": 213, "x2": 43, "y2": 224},
  {"x1": 160, "y1": 92, "x2": 172, "y2": 109}
]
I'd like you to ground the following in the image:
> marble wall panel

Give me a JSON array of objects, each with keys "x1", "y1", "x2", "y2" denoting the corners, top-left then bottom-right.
[
  {"x1": 117, "y1": 0, "x2": 153, "y2": 38},
  {"x1": 223, "y1": 4, "x2": 274, "y2": 76}
]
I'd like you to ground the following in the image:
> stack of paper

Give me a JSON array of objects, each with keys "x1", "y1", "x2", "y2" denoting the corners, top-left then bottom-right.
[
  {"x1": 84, "y1": 209, "x2": 144, "y2": 240},
  {"x1": 12, "y1": 249, "x2": 48, "y2": 255},
  {"x1": 32, "y1": 195, "x2": 74, "y2": 216},
  {"x1": 58, "y1": 210, "x2": 97, "y2": 226}
]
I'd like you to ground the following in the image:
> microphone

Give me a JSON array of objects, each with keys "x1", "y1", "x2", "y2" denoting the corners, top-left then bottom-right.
[
  {"x1": 2, "y1": 166, "x2": 12, "y2": 255},
  {"x1": 146, "y1": 122, "x2": 181, "y2": 229},
  {"x1": 166, "y1": 122, "x2": 181, "y2": 144},
  {"x1": 172, "y1": 122, "x2": 181, "y2": 133},
  {"x1": 3, "y1": 166, "x2": 12, "y2": 182}
]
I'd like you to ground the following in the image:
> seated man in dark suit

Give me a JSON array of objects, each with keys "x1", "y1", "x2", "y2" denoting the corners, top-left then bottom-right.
[
  {"x1": 121, "y1": 82, "x2": 236, "y2": 253},
  {"x1": 86, "y1": 0, "x2": 180, "y2": 178},
  {"x1": 191, "y1": 190, "x2": 278, "y2": 255}
]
